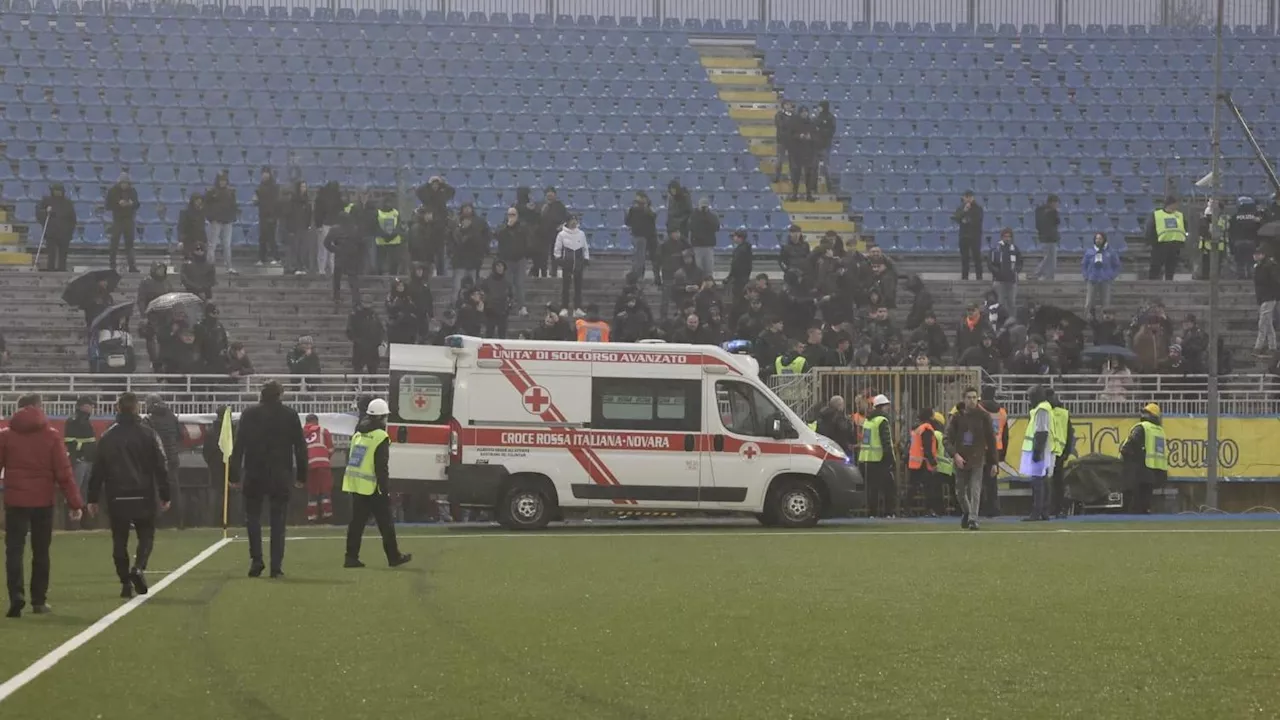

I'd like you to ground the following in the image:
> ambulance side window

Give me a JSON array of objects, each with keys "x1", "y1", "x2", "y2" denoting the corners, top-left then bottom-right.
[
  {"x1": 716, "y1": 381, "x2": 778, "y2": 438},
  {"x1": 592, "y1": 378, "x2": 701, "y2": 432},
  {"x1": 390, "y1": 371, "x2": 453, "y2": 424}
]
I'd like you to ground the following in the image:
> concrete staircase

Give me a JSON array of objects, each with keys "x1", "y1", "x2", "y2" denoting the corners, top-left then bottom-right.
[
  {"x1": 694, "y1": 40, "x2": 858, "y2": 247},
  {"x1": 0, "y1": 204, "x2": 33, "y2": 267}
]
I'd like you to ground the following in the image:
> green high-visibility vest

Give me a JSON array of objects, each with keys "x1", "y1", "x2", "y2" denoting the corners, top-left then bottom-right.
[
  {"x1": 1049, "y1": 406, "x2": 1069, "y2": 456},
  {"x1": 807, "y1": 421, "x2": 817, "y2": 431},
  {"x1": 1200, "y1": 213, "x2": 1227, "y2": 251},
  {"x1": 858, "y1": 415, "x2": 886, "y2": 463},
  {"x1": 342, "y1": 428, "x2": 388, "y2": 496},
  {"x1": 1153, "y1": 209, "x2": 1186, "y2": 244},
  {"x1": 933, "y1": 429, "x2": 953, "y2": 476},
  {"x1": 1135, "y1": 421, "x2": 1168, "y2": 471},
  {"x1": 774, "y1": 355, "x2": 807, "y2": 375},
  {"x1": 375, "y1": 209, "x2": 401, "y2": 246},
  {"x1": 1021, "y1": 401, "x2": 1054, "y2": 453}
]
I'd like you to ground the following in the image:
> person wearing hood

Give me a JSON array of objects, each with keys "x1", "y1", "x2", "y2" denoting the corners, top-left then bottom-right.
[
  {"x1": 204, "y1": 172, "x2": 239, "y2": 275},
  {"x1": 194, "y1": 303, "x2": 229, "y2": 372},
  {"x1": 450, "y1": 202, "x2": 490, "y2": 299},
  {"x1": 223, "y1": 342, "x2": 255, "y2": 380},
  {"x1": 553, "y1": 215, "x2": 590, "y2": 312},
  {"x1": 281, "y1": 181, "x2": 314, "y2": 275},
  {"x1": 287, "y1": 335, "x2": 323, "y2": 392},
  {"x1": 958, "y1": 331, "x2": 1001, "y2": 375},
  {"x1": 1230, "y1": 196, "x2": 1264, "y2": 279},
  {"x1": 36, "y1": 183, "x2": 76, "y2": 272},
  {"x1": 313, "y1": 180, "x2": 344, "y2": 275},
  {"x1": 342, "y1": 398, "x2": 412, "y2": 568},
  {"x1": 1019, "y1": 385, "x2": 1054, "y2": 521},
  {"x1": 416, "y1": 175, "x2": 455, "y2": 216},
  {"x1": 456, "y1": 285, "x2": 488, "y2": 337},
  {"x1": 136, "y1": 262, "x2": 173, "y2": 314},
  {"x1": 64, "y1": 396, "x2": 99, "y2": 527},
  {"x1": 143, "y1": 394, "x2": 183, "y2": 525},
  {"x1": 87, "y1": 392, "x2": 170, "y2": 600},
  {"x1": 1121, "y1": 403, "x2": 1167, "y2": 514},
  {"x1": 788, "y1": 105, "x2": 818, "y2": 202},
  {"x1": 374, "y1": 193, "x2": 406, "y2": 277},
  {"x1": 176, "y1": 194, "x2": 207, "y2": 260},
  {"x1": 904, "y1": 275, "x2": 933, "y2": 331},
  {"x1": 778, "y1": 225, "x2": 810, "y2": 276},
  {"x1": 495, "y1": 205, "x2": 531, "y2": 317},
  {"x1": 612, "y1": 295, "x2": 654, "y2": 343},
  {"x1": 537, "y1": 187, "x2": 569, "y2": 279},
  {"x1": 909, "y1": 311, "x2": 949, "y2": 362},
  {"x1": 180, "y1": 242, "x2": 216, "y2": 301},
  {"x1": 406, "y1": 263, "x2": 434, "y2": 340},
  {"x1": 773, "y1": 99, "x2": 796, "y2": 184},
  {"x1": 228, "y1": 382, "x2": 306, "y2": 578},
  {"x1": 666, "y1": 180, "x2": 692, "y2": 238},
  {"x1": 481, "y1": 260, "x2": 513, "y2": 338},
  {"x1": 347, "y1": 301, "x2": 384, "y2": 373},
  {"x1": 858, "y1": 394, "x2": 897, "y2": 518},
  {"x1": 2, "y1": 394, "x2": 83, "y2": 616},
  {"x1": 533, "y1": 305, "x2": 574, "y2": 341},
  {"x1": 325, "y1": 209, "x2": 365, "y2": 309},
  {"x1": 689, "y1": 197, "x2": 720, "y2": 276},
  {"x1": 106, "y1": 172, "x2": 139, "y2": 273},
  {"x1": 1081, "y1": 231, "x2": 1121, "y2": 312},
  {"x1": 625, "y1": 191, "x2": 658, "y2": 282},
  {"x1": 253, "y1": 167, "x2": 281, "y2": 266},
  {"x1": 385, "y1": 278, "x2": 419, "y2": 345},
  {"x1": 812, "y1": 100, "x2": 836, "y2": 186}
]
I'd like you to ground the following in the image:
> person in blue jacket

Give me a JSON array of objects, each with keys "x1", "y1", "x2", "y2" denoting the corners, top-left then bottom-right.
[{"x1": 1082, "y1": 231, "x2": 1122, "y2": 313}]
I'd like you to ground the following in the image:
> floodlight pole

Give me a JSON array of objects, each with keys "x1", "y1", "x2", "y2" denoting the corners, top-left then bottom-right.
[{"x1": 1206, "y1": 0, "x2": 1225, "y2": 509}]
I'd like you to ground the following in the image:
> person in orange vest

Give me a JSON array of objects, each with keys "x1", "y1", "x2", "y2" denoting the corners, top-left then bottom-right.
[
  {"x1": 907, "y1": 408, "x2": 940, "y2": 517},
  {"x1": 303, "y1": 414, "x2": 335, "y2": 522},
  {"x1": 849, "y1": 392, "x2": 870, "y2": 457},
  {"x1": 979, "y1": 385, "x2": 1008, "y2": 517},
  {"x1": 575, "y1": 304, "x2": 611, "y2": 343}
]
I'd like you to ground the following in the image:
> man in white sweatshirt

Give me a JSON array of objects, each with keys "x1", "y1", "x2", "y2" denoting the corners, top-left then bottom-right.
[{"x1": 553, "y1": 216, "x2": 590, "y2": 312}]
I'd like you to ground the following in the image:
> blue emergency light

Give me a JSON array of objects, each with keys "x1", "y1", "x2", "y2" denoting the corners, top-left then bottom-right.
[{"x1": 722, "y1": 339, "x2": 752, "y2": 355}]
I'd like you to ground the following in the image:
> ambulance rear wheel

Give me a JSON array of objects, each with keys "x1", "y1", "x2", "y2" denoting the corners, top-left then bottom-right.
[
  {"x1": 498, "y1": 479, "x2": 554, "y2": 531},
  {"x1": 769, "y1": 480, "x2": 820, "y2": 529}
]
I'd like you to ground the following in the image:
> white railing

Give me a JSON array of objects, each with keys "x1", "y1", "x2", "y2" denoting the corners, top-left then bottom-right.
[
  {"x1": 989, "y1": 374, "x2": 1278, "y2": 416},
  {"x1": 0, "y1": 374, "x2": 386, "y2": 417}
]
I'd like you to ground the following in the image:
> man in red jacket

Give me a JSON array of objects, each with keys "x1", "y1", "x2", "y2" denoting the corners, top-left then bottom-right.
[{"x1": 1, "y1": 394, "x2": 84, "y2": 617}]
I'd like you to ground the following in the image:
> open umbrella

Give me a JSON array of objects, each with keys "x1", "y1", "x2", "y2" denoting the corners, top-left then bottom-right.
[
  {"x1": 1081, "y1": 344, "x2": 1137, "y2": 361},
  {"x1": 61, "y1": 268, "x2": 120, "y2": 308},
  {"x1": 1029, "y1": 304, "x2": 1086, "y2": 339},
  {"x1": 145, "y1": 292, "x2": 205, "y2": 328},
  {"x1": 89, "y1": 301, "x2": 134, "y2": 336}
]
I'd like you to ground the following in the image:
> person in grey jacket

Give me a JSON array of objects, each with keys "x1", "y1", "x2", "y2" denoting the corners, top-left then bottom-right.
[
  {"x1": 1030, "y1": 194, "x2": 1061, "y2": 280},
  {"x1": 144, "y1": 395, "x2": 183, "y2": 526},
  {"x1": 204, "y1": 172, "x2": 239, "y2": 275}
]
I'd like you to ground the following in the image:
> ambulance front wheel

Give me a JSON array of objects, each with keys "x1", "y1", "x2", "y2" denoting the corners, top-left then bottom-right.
[
  {"x1": 767, "y1": 479, "x2": 821, "y2": 529},
  {"x1": 498, "y1": 477, "x2": 556, "y2": 531}
]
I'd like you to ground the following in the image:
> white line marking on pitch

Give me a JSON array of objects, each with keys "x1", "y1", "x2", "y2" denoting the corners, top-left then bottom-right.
[{"x1": 0, "y1": 537, "x2": 233, "y2": 705}]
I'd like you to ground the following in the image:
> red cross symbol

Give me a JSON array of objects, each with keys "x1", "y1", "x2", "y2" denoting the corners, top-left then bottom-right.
[
  {"x1": 740, "y1": 442, "x2": 760, "y2": 460},
  {"x1": 522, "y1": 386, "x2": 551, "y2": 415},
  {"x1": 413, "y1": 394, "x2": 427, "y2": 409}
]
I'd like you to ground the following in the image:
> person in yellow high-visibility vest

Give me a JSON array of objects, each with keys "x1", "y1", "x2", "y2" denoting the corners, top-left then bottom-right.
[
  {"x1": 1146, "y1": 195, "x2": 1185, "y2": 281},
  {"x1": 1047, "y1": 389, "x2": 1075, "y2": 518},
  {"x1": 1120, "y1": 403, "x2": 1168, "y2": 514},
  {"x1": 374, "y1": 196, "x2": 405, "y2": 277},
  {"x1": 1018, "y1": 385, "x2": 1054, "y2": 521},
  {"x1": 343, "y1": 398, "x2": 412, "y2": 569},
  {"x1": 858, "y1": 394, "x2": 896, "y2": 518}
]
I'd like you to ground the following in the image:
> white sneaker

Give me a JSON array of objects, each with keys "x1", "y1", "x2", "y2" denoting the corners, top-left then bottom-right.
[
  {"x1": 270, "y1": 260, "x2": 281, "y2": 266},
  {"x1": 294, "y1": 270, "x2": 307, "y2": 276},
  {"x1": 228, "y1": 267, "x2": 239, "y2": 275},
  {"x1": 255, "y1": 261, "x2": 265, "y2": 267},
  {"x1": 518, "y1": 306, "x2": 528, "y2": 317}
]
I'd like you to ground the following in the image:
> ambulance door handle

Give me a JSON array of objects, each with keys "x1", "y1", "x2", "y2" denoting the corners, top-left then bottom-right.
[
  {"x1": 396, "y1": 425, "x2": 407, "y2": 443},
  {"x1": 683, "y1": 434, "x2": 695, "y2": 452},
  {"x1": 713, "y1": 435, "x2": 724, "y2": 452}
]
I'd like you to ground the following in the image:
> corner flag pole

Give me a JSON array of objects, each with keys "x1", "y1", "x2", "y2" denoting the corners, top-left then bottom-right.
[{"x1": 218, "y1": 406, "x2": 234, "y2": 539}]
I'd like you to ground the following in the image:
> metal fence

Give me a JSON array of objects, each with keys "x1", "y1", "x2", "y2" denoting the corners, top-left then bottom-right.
[
  {"x1": 0, "y1": 374, "x2": 386, "y2": 417},
  {"x1": 31, "y1": 0, "x2": 1279, "y2": 30}
]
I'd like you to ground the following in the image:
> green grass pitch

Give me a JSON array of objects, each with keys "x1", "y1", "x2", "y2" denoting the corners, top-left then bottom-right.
[{"x1": 2, "y1": 522, "x2": 1279, "y2": 719}]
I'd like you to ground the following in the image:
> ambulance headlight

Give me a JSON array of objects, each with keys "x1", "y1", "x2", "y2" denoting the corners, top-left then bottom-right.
[{"x1": 817, "y1": 437, "x2": 847, "y2": 461}]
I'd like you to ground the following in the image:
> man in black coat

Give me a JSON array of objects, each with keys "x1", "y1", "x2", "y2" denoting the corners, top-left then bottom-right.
[
  {"x1": 953, "y1": 190, "x2": 984, "y2": 281},
  {"x1": 788, "y1": 106, "x2": 818, "y2": 202},
  {"x1": 773, "y1": 99, "x2": 796, "y2": 184},
  {"x1": 86, "y1": 392, "x2": 170, "y2": 599},
  {"x1": 36, "y1": 183, "x2": 76, "y2": 272},
  {"x1": 725, "y1": 229, "x2": 754, "y2": 299},
  {"x1": 253, "y1": 167, "x2": 281, "y2": 266},
  {"x1": 537, "y1": 187, "x2": 570, "y2": 279},
  {"x1": 325, "y1": 210, "x2": 365, "y2": 309},
  {"x1": 105, "y1": 172, "x2": 139, "y2": 273},
  {"x1": 144, "y1": 394, "x2": 183, "y2": 525},
  {"x1": 347, "y1": 302, "x2": 384, "y2": 373},
  {"x1": 228, "y1": 381, "x2": 307, "y2": 578},
  {"x1": 812, "y1": 100, "x2": 836, "y2": 186}
]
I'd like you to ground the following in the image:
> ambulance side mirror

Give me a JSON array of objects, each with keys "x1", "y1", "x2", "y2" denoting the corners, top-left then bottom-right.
[{"x1": 769, "y1": 416, "x2": 786, "y2": 439}]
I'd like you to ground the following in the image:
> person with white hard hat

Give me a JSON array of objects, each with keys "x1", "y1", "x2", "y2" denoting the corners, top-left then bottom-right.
[
  {"x1": 857, "y1": 394, "x2": 897, "y2": 518},
  {"x1": 342, "y1": 398, "x2": 412, "y2": 569}
]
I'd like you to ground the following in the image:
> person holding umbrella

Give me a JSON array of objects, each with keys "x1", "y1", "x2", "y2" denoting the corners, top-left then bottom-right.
[
  {"x1": 63, "y1": 269, "x2": 120, "y2": 328},
  {"x1": 36, "y1": 183, "x2": 76, "y2": 272}
]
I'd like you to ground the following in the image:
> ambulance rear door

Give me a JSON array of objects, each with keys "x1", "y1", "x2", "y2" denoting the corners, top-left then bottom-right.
[{"x1": 388, "y1": 345, "x2": 456, "y2": 487}]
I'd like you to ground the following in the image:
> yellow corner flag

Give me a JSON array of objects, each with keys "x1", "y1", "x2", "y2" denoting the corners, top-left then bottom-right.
[
  {"x1": 218, "y1": 406, "x2": 234, "y2": 458},
  {"x1": 219, "y1": 407, "x2": 234, "y2": 535}
]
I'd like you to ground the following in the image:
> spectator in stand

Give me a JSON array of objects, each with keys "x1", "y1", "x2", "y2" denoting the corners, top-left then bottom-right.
[
  {"x1": 904, "y1": 275, "x2": 933, "y2": 331},
  {"x1": 1090, "y1": 307, "x2": 1124, "y2": 347},
  {"x1": 1101, "y1": 357, "x2": 1132, "y2": 405},
  {"x1": 988, "y1": 227, "x2": 1023, "y2": 312},
  {"x1": 953, "y1": 190, "x2": 984, "y2": 281},
  {"x1": 347, "y1": 302, "x2": 383, "y2": 373},
  {"x1": 625, "y1": 191, "x2": 658, "y2": 282},
  {"x1": 816, "y1": 395, "x2": 856, "y2": 456},
  {"x1": 194, "y1": 304, "x2": 228, "y2": 372},
  {"x1": 1158, "y1": 343, "x2": 1191, "y2": 375},
  {"x1": 1230, "y1": 196, "x2": 1264, "y2": 279},
  {"x1": 694, "y1": 276, "x2": 722, "y2": 321},
  {"x1": 385, "y1": 278, "x2": 419, "y2": 345},
  {"x1": 177, "y1": 194, "x2": 207, "y2": 260},
  {"x1": 224, "y1": 342, "x2": 254, "y2": 379},
  {"x1": 781, "y1": 270, "x2": 816, "y2": 338},
  {"x1": 1145, "y1": 195, "x2": 1185, "y2": 281},
  {"x1": 1252, "y1": 246, "x2": 1280, "y2": 358},
  {"x1": 1178, "y1": 314, "x2": 1209, "y2": 373},
  {"x1": 494, "y1": 206, "x2": 531, "y2": 318},
  {"x1": 657, "y1": 230, "x2": 691, "y2": 316},
  {"x1": 325, "y1": 211, "x2": 366, "y2": 310},
  {"x1": 1131, "y1": 315, "x2": 1167, "y2": 375},
  {"x1": 204, "y1": 171, "x2": 238, "y2": 275},
  {"x1": 554, "y1": 215, "x2": 590, "y2": 312},
  {"x1": 668, "y1": 312, "x2": 708, "y2": 345},
  {"x1": 282, "y1": 181, "x2": 314, "y2": 276},
  {"x1": 754, "y1": 316, "x2": 788, "y2": 371},
  {"x1": 105, "y1": 172, "x2": 139, "y2": 273},
  {"x1": 613, "y1": 295, "x2": 654, "y2": 343},
  {"x1": 671, "y1": 250, "x2": 706, "y2": 312},
  {"x1": 865, "y1": 248, "x2": 898, "y2": 309},
  {"x1": 533, "y1": 305, "x2": 574, "y2": 341},
  {"x1": 959, "y1": 332, "x2": 1001, "y2": 374},
  {"x1": 179, "y1": 242, "x2": 214, "y2": 301},
  {"x1": 136, "y1": 262, "x2": 172, "y2": 315},
  {"x1": 416, "y1": 176, "x2": 455, "y2": 219},
  {"x1": 252, "y1": 167, "x2": 281, "y2": 266},
  {"x1": 1030, "y1": 194, "x2": 1061, "y2": 280},
  {"x1": 1009, "y1": 336, "x2": 1054, "y2": 375},
  {"x1": 160, "y1": 327, "x2": 201, "y2": 375},
  {"x1": 405, "y1": 263, "x2": 433, "y2": 339},
  {"x1": 773, "y1": 99, "x2": 796, "y2": 184},
  {"x1": 408, "y1": 195, "x2": 446, "y2": 276},
  {"x1": 613, "y1": 273, "x2": 648, "y2": 318},
  {"x1": 689, "y1": 197, "x2": 720, "y2": 277},
  {"x1": 373, "y1": 195, "x2": 407, "y2": 277},
  {"x1": 312, "y1": 181, "x2": 343, "y2": 276},
  {"x1": 429, "y1": 309, "x2": 459, "y2": 345},
  {"x1": 812, "y1": 100, "x2": 836, "y2": 186},
  {"x1": 286, "y1": 335, "x2": 322, "y2": 386},
  {"x1": 80, "y1": 277, "x2": 114, "y2": 329},
  {"x1": 450, "y1": 203, "x2": 490, "y2": 300},
  {"x1": 481, "y1": 260, "x2": 514, "y2": 339},
  {"x1": 818, "y1": 256, "x2": 856, "y2": 328},
  {"x1": 955, "y1": 304, "x2": 990, "y2": 359},
  {"x1": 726, "y1": 229, "x2": 753, "y2": 299},
  {"x1": 36, "y1": 183, "x2": 76, "y2": 273},
  {"x1": 779, "y1": 225, "x2": 810, "y2": 276},
  {"x1": 416, "y1": 176, "x2": 455, "y2": 276},
  {"x1": 537, "y1": 187, "x2": 569, "y2": 280},
  {"x1": 455, "y1": 287, "x2": 486, "y2": 337},
  {"x1": 1082, "y1": 231, "x2": 1122, "y2": 312},
  {"x1": 788, "y1": 106, "x2": 818, "y2": 202},
  {"x1": 909, "y1": 311, "x2": 949, "y2": 362},
  {"x1": 734, "y1": 294, "x2": 767, "y2": 341},
  {"x1": 802, "y1": 326, "x2": 835, "y2": 367},
  {"x1": 0, "y1": 331, "x2": 7, "y2": 370},
  {"x1": 666, "y1": 180, "x2": 693, "y2": 239}
]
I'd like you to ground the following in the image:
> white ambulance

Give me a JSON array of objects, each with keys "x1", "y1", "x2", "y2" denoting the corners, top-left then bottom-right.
[{"x1": 387, "y1": 336, "x2": 860, "y2": 530}]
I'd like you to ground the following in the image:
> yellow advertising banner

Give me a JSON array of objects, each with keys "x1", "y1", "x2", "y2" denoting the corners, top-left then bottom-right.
[{"x1": 1006, "y1": 417, "x2": 1280, "y2": 480}]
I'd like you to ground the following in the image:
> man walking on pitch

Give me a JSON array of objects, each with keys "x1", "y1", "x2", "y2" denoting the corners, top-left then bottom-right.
[
  {"x1": 343, "y1": 399, "x2": 412, "y2": 569},
  {"x1": 945, "y1": 387, "x2": 997, "y2": 530},
  {"x1": 87, "y1": 392, "x2": 171, "y2": 600},
  {"x1": 1, "y1": 394, "x2": 84, "y2": 617},
  {"x1": 229, "y1": 381, "x2": 307, "y2": 578}
]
